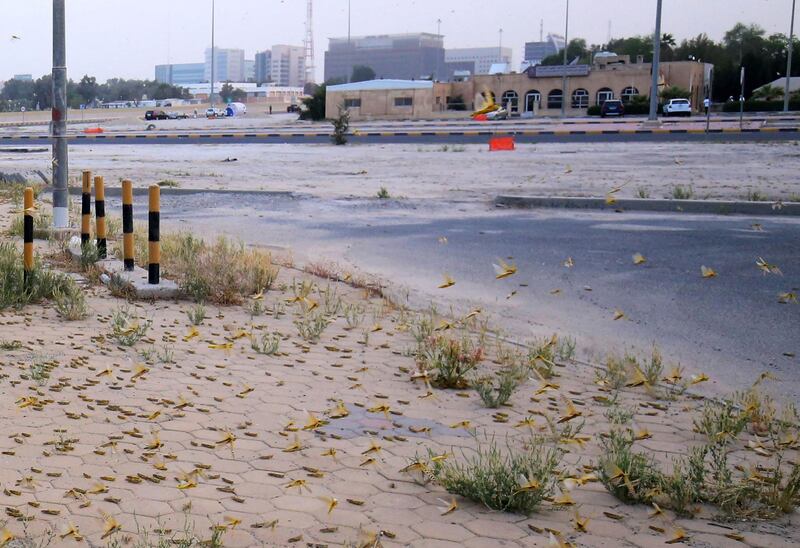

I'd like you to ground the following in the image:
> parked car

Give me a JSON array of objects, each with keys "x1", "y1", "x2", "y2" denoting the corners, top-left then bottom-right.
[
  {"x1": 205, "y1": 107, "x2": 226, "y2": 119},
  {"x1": 287, "y1": 104, "x2": 301, "y2": 113},
  {"x1": 485, "y1": 107, "x2": 509, "y2": 121},
  {"x1": 145, "y1": 110, "x2": 168, "y2": 121},
  {"x1": 166, "y1": 111, "x2": 189, "y2": 120},
  {"x1": 663, "y1": 98, "x2": 692, "y2": 117},
  {"x1": 600, "y1": 99, "x2": 625, "y2": 117}
]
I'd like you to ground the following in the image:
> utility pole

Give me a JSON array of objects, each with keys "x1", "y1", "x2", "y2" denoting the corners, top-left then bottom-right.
[
  {"x1": 648, "y1": 0, "x2": 663, "y2": 121},
  {"x1": 499, "y1": 28, "x2": 503, "y2": 60},
  {"x1": 52, "y1": 0, "x2": 68, "y2": 228},
  {"x1": 560, "y1": 0, "x2": 569, "y2": 117},
  {"x1": 437, "y1": 18, "x2": 442, "y2": 38},
  {"x1": 210, "y1": 0, "x2": 215, "y2": 107},
  {"x1": 304, "y1": 0, "x2": 316, "y2": 85},
  {"x1": 785, "y1": 0, "x2": 796, "y2": 112}
]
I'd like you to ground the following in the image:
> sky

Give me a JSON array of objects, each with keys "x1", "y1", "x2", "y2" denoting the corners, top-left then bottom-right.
[{"x1": 0, "y1": 0, "x2": 791, "y2": 83}]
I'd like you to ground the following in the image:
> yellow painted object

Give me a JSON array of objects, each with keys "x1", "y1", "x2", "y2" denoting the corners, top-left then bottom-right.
[
  {"x1": 148, "y1": 186, "x2": 161, "y2": 266},
  {"x1": 23, "y1": 187, "x2": 34, "y2": 272},
  {"x1": 122, "y1": 179, "x2": 134, "y2": 269},
  {"x1": 472, "y1": 93, "x2": 500, "y2": 117}
]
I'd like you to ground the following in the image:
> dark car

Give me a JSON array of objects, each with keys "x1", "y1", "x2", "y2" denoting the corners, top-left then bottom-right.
[
  {"x1": 600, "y1": 99, "x2": 624, "y2": 118},
  {"x1": 145, "y1": 110, "x2": 168, "y2": 121},
  {"x1": 287, "y1": 104, "x2": 301, "y2": 113}
]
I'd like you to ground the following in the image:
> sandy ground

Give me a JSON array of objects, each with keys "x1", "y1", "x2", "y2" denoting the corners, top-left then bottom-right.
[
  {"x1": 0, "y1": 197, "x2": 797, "y2": 546},
  {"x1": 2, "y1": 142, "x2": 800, "y2": 203}
]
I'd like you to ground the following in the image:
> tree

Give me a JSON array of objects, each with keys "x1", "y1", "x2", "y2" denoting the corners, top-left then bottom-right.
[
  {"x1": 350, "y1": 65, "x2": 376, "y2": 83},
  {"x1": 541, "y1": 39, "x2": 590, "y2": 65},
  {"x1": 76, "y1": 75, "x2": 98, "y2": 106},
  {"x1": 660, "y1": 86, "x2": 691, "y2": 103},
  {"x1": 231, "y1": 88, "x2": 247, "y2": 102},
  {"x1": 220, "y1": 82, "x2": 235, "y2": 103},
  {"x1": 752, "y1": 85, "x2": 784, "y2": 101},
  {"x1": 300, "y1": 84, "x2": 327, "y2": 121}
]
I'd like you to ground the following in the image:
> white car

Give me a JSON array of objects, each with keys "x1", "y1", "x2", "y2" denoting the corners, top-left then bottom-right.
[
  {"x1": 205, "y1": 107, "x2": 226, "y2": 119},
  {"x1": 663, "y1": 98, "x2": 692, "y2": 117},
  {"x1": 486, "y1": 107, "x2": 509, "y2": 121}
]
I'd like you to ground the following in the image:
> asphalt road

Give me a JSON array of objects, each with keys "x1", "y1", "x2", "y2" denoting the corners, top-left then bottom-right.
[
  {"x1": 116, "y1": 193, "x2": 800, "y2": 400},
  {"x1": 1, "y1": 129, "x2": 798, "y2": 146}
]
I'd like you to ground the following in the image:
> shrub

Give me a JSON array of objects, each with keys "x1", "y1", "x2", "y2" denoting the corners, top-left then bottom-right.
[
  {"x1": 53, "y1": 283, "x2": 89, "y2": 321},
  {"x1": 251, "y1": 332, "x2": 281, "y2": 355},
  {"x1": 474, "y1": 366, "x2": 522, "y2": 408},
  {"x1": 0, "y1": 242, "x2": 73, "y2": 310},
  {"x1": 429, "y1": 436, "x2": 561, "y2": 514},
  {"x1": 376, "y1": 187, "x2": 390, "y2": 199},
  {"x1": 671, "y1": 185, "x2": 694, "y2": 200},
  {"x1": 186, "y1": 303, "x2": 206, "y2": 326},
  {"x1": 110, "y1": 305, "x2": 151, "y2": 346},
  {"x1": 722, "y1": 99, "x2": 800, "y2": 113},
  {"x1": 417, "y1": 334, "x2": 483, "y2": 389},
  {"x1": 331, "y1": 105, "x2": 350, "y2": 145},
  {"x1": 294, "y1": 310, "x2": 331, "y2": 343},
  {"x1": 598, "y1": 429, "x2": 664, "y2": 504}
]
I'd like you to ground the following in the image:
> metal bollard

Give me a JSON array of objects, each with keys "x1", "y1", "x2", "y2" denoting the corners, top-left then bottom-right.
[
  {"x1": 122, "y1": 180, "x2": 134, "y2": 272},
  {"x1": 148, "y1": 185, "x2": 160, "y2": 285},
  {"x1": 81, "y1": 171, "x2": 92, "y2": 247},
  {"x1": 23, "y1": 187, "x2": 34, "y2": 287},
  {"x1": 94, "y1": 175, "x2": 107, "y2": 259}
]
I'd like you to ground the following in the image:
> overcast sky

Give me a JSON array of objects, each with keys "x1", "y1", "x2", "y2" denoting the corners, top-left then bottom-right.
[{"x1": 0, "y1": 0, "x2": 790, "y2": 82}]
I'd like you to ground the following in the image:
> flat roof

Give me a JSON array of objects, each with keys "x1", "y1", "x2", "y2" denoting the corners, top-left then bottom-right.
[{"x1": 327, "y1": 79, "x2": 434, "y2": 92}]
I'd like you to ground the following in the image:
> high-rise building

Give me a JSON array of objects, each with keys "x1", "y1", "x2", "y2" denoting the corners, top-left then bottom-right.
[
  {"x1": 244, "y1": 60, "x2": 255, "y2": 82},
  {"x1": 255, "y1": 51, "x2": 273, "y2": 83},
  {"x1": 155, "y1": 63, "x2": 205, "y2": 85},
  {"x1": 270, "y1": 45, "x2": 306, "y2": 88},
  {"x1": 445, "y1": 47, "x2": 513, "y2": 75},
  {"x1": 524, "y1": 34, "x2": 565, "y2": 66},
  {"x1": 204, "y1": 48, "x2": 246, "y2": 82},
  {"x1": 324, "y1": 33, "x2": 445, "y2": 83}
]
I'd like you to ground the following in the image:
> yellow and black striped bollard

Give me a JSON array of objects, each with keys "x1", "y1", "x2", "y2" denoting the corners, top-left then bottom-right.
[
  {"x1": 23, "y1": 187, "x2": 34, "y2": 287},
  {"x1": 122, "y1": 179, "x2": 135, "y2": 272},
  {"x1": 148, "y1": 185, "x2": 160, "y2": 285},
  {"x1": 94, "y1": 175, "x2": 107, "y2": 259},
  {"x1": 81, "y1": 170, "x2": 92, "y2": 247}
]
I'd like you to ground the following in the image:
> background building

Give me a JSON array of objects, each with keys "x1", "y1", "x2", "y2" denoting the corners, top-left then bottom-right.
[
  {"x1": 445, "y1": 47, "x2": 513, "y2": 75},
  {"x1": 155, "y1": 63, "x2": 205, "y2": 85},
  {"x1": 270, "y1": 45, "x2": 306, "y2": 88},
  {"x1": 204, "y1": 47, "x2": 245, "y2": 83},
  {"x1": 12, "y1": 74, "x2": 33, "y2": 82},
  {"x1": 524, "y1": 34, "x2": 565, "y2": 66},
  {"x1": 255, "y1": 50, "x2": 273, "y2": 83},
  {"x1": 244, "y1": 60, "x2": 255, "y2": 82},
  {"x1": 324, "y1": 33, "x2": 445, "y2": 83}
]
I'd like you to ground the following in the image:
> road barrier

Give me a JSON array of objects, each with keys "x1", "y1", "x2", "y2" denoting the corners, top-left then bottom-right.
[
  {"x1": 122, "y1": 180, "x2": 134, "y2": 272},
  {"x1": 94, "y1": 175, "x2": 107, "y2": 259},
  {"x1": 489, "y1": 136, "x2": 515, "y2": 151},
  {"x1": 81, "y1": 171, "x2": 91, "y2": 248},
  {"x1": 148, "y1": 185, "x2": 160, "y2": 285},
  {"x1": 23, "y1": 187, "x2": 34, "y2": 287}
]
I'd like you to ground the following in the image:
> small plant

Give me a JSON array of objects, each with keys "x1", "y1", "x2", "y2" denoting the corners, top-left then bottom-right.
[
  {"x1": 671, "y1": 185, "x2": 694, "y2": 200},
  {"x1": 745, "y1": 190, "x2": 768, "y2": 202},
  {"x1": 331, "y1": 104, "x2": 350, "y2": 145},
  {"x1": 186, "y1": 303, "x2": 206, "y2": 325},
  {"x1": 251, "y1": 332, "x2": 281, "y2": 355},
  {"x1": 555, "y1": 335, "x2": 576, "y2": 361},
  {"x1": 417, "y1": 334, "x2": 483, "y2": 389},
  {"x1": 110, "y1": 305, "x2": 151, "y2": 346},
  {"x1": 636, "y1": 187, "x2": 651, "y2": 199},
  {"x1": 527, "y1": 335, "x2": 559, "y2": 379},
  {"x1": 139, "y1": 346, "x2": 157, "y2": 364},
  {"x1": 376, "y1": 186, "x2": 390, "y2": 199},
  {"x1": 343, "y1": 303, "x2": 365, "y2": 329},
  {"x1": 605, "y1": 403, "x2": 634, "y2": 425},
  {"x1": 598, "y1": 429, "x2": 664, "y2": 504},
  {"x1": 28, "y1": 356, "x2": 51, "y2": 386},
  {"x1": 108, "y1": 272, "x2": 135, "y2": 300},
  {"x1": 0, "y1": 340, "x2": 22, "y2": 351},
  {"x1": 157, "y1": 344, "x2": 175, "y2": 364},
  {"x1": 246, "y1": 298, "x2": 265, "y2": 317},
  {"x1": 157, "y1": 179, "x2": 179, "y2": 188},
  {"x1": 597, "y1": 354, "x2": 632, "y2": 390},
  {"x1": 693, "y1": 400, "x2": 748, "y2": 444},
  {"x1": 474, "y1": 366, "x2": 522, "y2": 408},
  {"x1": 295, "y1": 310, "x2": 331, "y2": 343},
  {"x1": 641, "y1": 346, "x2": 664, "y2": 387},
  {"x1": 53, "y1": 283, "x2": 89, "y2": 321},
  {"x1": 80, "y1": 240, "x2": 99, "y2": 270},
  {"x1": 428, "y1": 435, "x2": 561, "y2": 514},
  {"x1": 319, "y1": 284, "x2": 342, "y2": 316}
]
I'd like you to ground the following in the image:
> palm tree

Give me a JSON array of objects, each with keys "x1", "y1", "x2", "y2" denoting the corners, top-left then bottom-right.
[{"x1": 752, "y1": 85, "x2": 784, "y2": 101}]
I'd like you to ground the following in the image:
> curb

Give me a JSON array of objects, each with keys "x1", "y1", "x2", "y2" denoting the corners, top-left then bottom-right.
[
  {"x1": 62, "y1": 187, "x2": 296, "y2": 199},
  {"x1": 494, "y1": 195, "x2": 800, "y2": 216}
]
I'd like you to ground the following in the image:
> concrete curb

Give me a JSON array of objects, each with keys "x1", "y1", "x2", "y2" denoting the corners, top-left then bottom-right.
[
  {"x1": 61, "y1": 187, "x2": 296, "y2": 199},
  {"x1": 494, "y1": 195, "x2": 800, "y2": 216}
]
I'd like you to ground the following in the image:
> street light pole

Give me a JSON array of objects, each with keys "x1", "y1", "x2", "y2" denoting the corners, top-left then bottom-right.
[
  {"x1": 648, "y1": 0, "x2": 663, "y2": 121},
  {"x1": 52, "y1": 0, "x2": 69, "y2": 228},
  {"x1": 560, "y1": 0, "x2": 569, "y2": 117},
  {"x1": 210, "y1": 0, "x2": 215, "y2": 107},
  {"x1": 785, "y1": 0, "x2": 796, "y2": 112}
]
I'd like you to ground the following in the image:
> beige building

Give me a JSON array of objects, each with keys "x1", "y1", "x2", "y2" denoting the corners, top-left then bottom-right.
[{"x1": 326, "y1": 57, "x2": 710, "y2": 120}]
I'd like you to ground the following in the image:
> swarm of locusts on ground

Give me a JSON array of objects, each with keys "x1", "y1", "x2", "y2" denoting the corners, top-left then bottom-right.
[{"x1": 0, "y1": 180, "x2": 797, "y2": 547}]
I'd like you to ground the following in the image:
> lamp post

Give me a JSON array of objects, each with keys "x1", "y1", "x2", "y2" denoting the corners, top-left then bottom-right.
[
  {"x1": 648, "y1": 0, "x2": 663, "y2": 121},
  {"x1": 210, "y1": 0, "x2": 215, "y2": 107},
  {"x1": 560, "y1": 0, "x2": 569, "y2": 117},
  {"x1": 52, "y1": 0, "x2": 69, "y2": 228},
  {"x1": 785, "y1": 0, "x2": 796, "y2": 112}
]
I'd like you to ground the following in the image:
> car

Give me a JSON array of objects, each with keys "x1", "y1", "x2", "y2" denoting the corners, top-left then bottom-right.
[
  {"x1": 166, "y1": 111, "x2": 189, "y2": 120},
  {"x1": 287, "y1": 104, "x2": 301, "y2": 113},
  {"x1": 485, "y1": 107, "x2": 509, "y2": 121},
  {"x1": 145, "y1": 110, "x2": 168, "y2": 121},
  {"x1": 205, "y1": 107, "x2": 226, "y2": 119},
  {"x1": 600, "y1": 99, "x2": 625, "y2": 117},
  {"x1": 663, "y1": 98, "x2": 692, "y2": 117}
]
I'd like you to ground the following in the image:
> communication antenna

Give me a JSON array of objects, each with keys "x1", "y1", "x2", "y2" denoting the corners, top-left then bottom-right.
[{"x1": 304, "y1": 0, "x2": 316, "y2": 84}]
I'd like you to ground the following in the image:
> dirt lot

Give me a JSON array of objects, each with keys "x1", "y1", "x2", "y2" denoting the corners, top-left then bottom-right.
[{"x1": 2, "y1": 141, "x2": 799, "y2": 203}]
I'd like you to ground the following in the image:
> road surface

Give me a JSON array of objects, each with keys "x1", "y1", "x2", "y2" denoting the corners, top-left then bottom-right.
[{"x1": 113, "y1": 192, "x2": 800, "y2": 400}]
